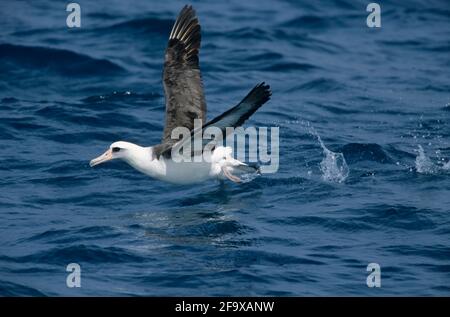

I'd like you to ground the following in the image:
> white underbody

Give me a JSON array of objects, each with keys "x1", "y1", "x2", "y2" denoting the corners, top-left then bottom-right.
[{"x1": 124, "y1": 145, "x2": 251, "y2": 184}]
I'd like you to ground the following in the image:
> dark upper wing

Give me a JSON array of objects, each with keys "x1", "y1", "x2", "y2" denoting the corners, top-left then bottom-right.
[
  {"x1": 161, "y1": 5, "x2": 206, "y2": 145},
  {"x1": 201, "y1": 82, "x2": 271, "y2": 133},
  {"x1": 159, "y1": 83, "x2": 271, "y2": 158}
]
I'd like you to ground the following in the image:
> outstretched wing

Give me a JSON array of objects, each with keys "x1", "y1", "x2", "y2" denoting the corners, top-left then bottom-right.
[
  {"x1": 201, "y1": 83, "x2": 271, "y2": 133},
  {"x1": 161, "y1": 5, "x2": 206, "y2": 145},
  {"x1": 159, "y1": 83, "x2": 271, "y2": 158}
]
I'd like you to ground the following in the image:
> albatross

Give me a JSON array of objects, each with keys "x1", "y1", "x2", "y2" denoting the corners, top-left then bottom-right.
[{"x1": 90, "y1": 5, "x2": 271, "y2": 184}]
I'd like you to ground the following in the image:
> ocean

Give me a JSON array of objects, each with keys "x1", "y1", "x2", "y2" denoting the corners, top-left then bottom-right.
[{"x1": 0, "y1": 0, "x2": 449, "y2": 296}]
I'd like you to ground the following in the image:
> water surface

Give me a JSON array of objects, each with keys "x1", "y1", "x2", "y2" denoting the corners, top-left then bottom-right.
[{"x1": 0, "y1": 0, "x2": 449, "y2": 296}]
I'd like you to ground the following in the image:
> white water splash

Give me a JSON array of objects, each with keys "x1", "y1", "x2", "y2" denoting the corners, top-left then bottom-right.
[
  {"x1": 415, "y1": 145, "x2": 449, "y2": 174},
  {"x1": 317, "y1": 135, "x2": 349, "y2": 183},
  {"x1": 239, "y1": 171, "x2": 260, "y2": 183},
  {"x1": 444, "y1": 161, "x2": 450, "y2": 171},
  {"x1": 415, "y1": 145, "x2": 437, "y2": 174},
  {"x1": 299, "y1": 121, "x2": 349, "y2": 183}
]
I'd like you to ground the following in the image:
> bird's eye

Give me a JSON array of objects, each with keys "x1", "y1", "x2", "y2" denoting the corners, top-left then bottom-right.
[{"x1": 112, "y1": 147, "x2": 121, "y2": 153}]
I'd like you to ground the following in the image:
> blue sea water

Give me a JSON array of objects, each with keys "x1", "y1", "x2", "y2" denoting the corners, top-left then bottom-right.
[{"x1": 0, "y1": 0, "x2": 449, "y2": 296}]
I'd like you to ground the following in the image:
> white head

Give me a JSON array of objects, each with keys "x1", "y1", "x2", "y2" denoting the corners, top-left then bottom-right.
[{"x1": 89, "y1": 141, "x2": 145, "y2": 167}]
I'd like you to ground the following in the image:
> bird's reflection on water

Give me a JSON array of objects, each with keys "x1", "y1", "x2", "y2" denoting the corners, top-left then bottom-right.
[{"x1": 125, "y1": 182, "x2": 262, "y2": 249}]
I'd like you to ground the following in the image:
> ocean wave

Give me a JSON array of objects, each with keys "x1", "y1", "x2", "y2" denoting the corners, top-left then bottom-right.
[
  {"x1": 0, "y1": 43, "x2": 124, "y2": 76},
  {"x1": 273, "y1": 215, "x2": 374, "y2": 232},
  {"x1": 19, "y1": 226, "x2": 123, "y2": 244},
  {"x1": 0, "y1": 280, "x2": 46, "y2": 296},
  {"x1": 290, "y1": 78, "x2": 342, "y2": 92},
  {"x1": 384, "y1": 244, "x2": 450, "y2": 260},
  {"x1": 82, "y1": 91, "x2": 162, "y2": 103},
  {"x1": 227, "y1": 27, "x2": 271, "y2": 40},
  {"x1": 340, "y1": 143, "x2": 393, "y2": 164},
  {"x1": 280, "y1": 15, "x2": 338, "y2": 30},
  {"x1": 6, "y1": 245, "x2": 146, "y2": 265},
  {"x1": 356, "y1": 204, "x2": 437, "y2": 231},
  {"x1": 273, "y1": 204, "x2": 437, "y2": 232},
  {"x1": 102, "y1": 17, "x2": 173, "y2": 35},
  {"x1": 261, "y1": 62, "x2": 318, "y2": 72}
]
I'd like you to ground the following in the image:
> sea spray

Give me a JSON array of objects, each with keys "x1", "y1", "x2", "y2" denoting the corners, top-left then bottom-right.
[
  {"x1": 415, "y1": 145, "x2": 449, "y2": 174},
  {"x1": 317, "y1": 135, "x2": 349, "y2": 183},
  {"x1": 444, "y1": 161, "x2": 450, "y2": 171},
  {"x1": 299, "y1": 120, "x2": 349, "y2": 183},
  {"x1": 415, "y1": 145, "x2": 437, "y2": 174}
]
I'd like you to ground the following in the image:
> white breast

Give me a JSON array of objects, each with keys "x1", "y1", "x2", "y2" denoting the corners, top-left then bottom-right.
[{"x1": 125, "y1": 146, "x2": 239, "y2": 185}]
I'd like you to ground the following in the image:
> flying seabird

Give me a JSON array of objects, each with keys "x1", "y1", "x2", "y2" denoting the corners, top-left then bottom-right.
[{"x1": 90, "y1": 5, "x2": 271, "y2": 184}]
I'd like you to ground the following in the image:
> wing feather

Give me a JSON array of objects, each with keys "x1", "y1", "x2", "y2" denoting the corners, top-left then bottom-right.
[
  {"x1": 161, "y1": 5, "x2": 206, "y2": 146},
  {"x1": 159, "y1": 83, "x2": 271, "y2": 158}
]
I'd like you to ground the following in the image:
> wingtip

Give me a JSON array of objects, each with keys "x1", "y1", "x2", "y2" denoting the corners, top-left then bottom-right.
[
  {"x1": 168, "y1": 5, "x2": 201, "y2": 59},
  {"x1": 183, "y1": 4, "x2": 195, "y2": 11},
  {"x1": 256, "y1": 82, "x2": 272, "y2": 101},
  {"x1": 179, "y1": 4, "x2": 196, "y2": 19},
  {"x1": 236, "y1": 82, "x2": 271, "y2": 111}
]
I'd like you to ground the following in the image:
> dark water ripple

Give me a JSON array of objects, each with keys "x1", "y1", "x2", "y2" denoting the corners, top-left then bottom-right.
[
  {"x1": 0, "y1": 0, "x2": 450, "y2": 296},
  {"x1": 0, "y1": 44, "x2": 125, "y2": 76}
]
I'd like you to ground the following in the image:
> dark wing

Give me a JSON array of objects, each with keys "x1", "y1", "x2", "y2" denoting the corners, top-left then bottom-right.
[
  {"x1": 161, "y1": 5, "x2": 206, "y2": 145},
  {"x1": 159, "y1": 83, "x2": 271, "y2": 158},
  {"x1": 201, "y1": 83, "x2": 271, "y2": 133}
]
